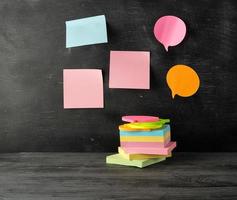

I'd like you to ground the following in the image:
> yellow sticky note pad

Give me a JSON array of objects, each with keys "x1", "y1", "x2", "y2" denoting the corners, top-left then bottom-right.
[
  {"x1": 118, "y1": 147, "x2": 171, "y2": 160},
  {"x1": 106, "y1": 154, "x2": 166, "y2": 168},
  {"x1": 128, "y1": 123, "x2": 163, "y2": 129},
  {"x1": 119, "y1": 124, "x2": 151, "y2": 131}
]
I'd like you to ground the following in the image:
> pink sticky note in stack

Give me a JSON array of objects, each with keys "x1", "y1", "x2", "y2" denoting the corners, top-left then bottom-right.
[
  {"x1": 63, "y1": 69, "x2": 104, "y2": 109},
  {"x1": 120, "y1": 141, "x2": 170, "y2": 148},
  {"x1": 122, "y1": 142, "x2": 176, "y2": 155},
  {"x1": 109, "y1": 51, "x2": 150, "y2": 89}
]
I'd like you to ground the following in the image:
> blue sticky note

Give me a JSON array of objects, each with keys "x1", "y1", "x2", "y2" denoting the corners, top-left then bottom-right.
[
  {"x1": 66, "y1": 15, "x2": 108, "y2": 48},
  {"x1": 119, "y1": 125, "x2": 170, "y2": 136}
]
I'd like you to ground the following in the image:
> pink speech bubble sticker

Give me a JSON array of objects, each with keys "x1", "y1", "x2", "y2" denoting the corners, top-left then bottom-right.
[
  {"x1": 154, "y1": 16, "x2": 186, "y2": 51},
  {"x1": 122, "y1": 115, "x2": 159, "y2": 123}
]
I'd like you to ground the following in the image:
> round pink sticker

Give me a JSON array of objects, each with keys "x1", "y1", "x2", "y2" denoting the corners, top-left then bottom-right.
[{"x1": 122, "y1": 115, "x2": 159, "y2": 123}]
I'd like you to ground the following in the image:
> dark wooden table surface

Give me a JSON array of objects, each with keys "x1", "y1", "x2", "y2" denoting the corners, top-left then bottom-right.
[{"x1": 0, "y1": 153, "x2": 236, "y2": 200}]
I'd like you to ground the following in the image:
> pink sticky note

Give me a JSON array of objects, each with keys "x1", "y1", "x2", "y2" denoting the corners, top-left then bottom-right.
[
  {"x1": 109, "y1": 51, "x2": 150, "y2": 89},
  {"x1": 120, "y1": 141, "x2": 170, "y2": 148},
  {"x1": 122, "y1": 142, "x2": 176, "y2": 155},
  {"x1": 154, "y1": 16, "x2": 186, "y2": 51},
  {"x1": 63, "y1": 69, "x2": 104, "y2": 109},
  {"x1": 122, "y1": 115, "x2": 159, "y2": 123}
]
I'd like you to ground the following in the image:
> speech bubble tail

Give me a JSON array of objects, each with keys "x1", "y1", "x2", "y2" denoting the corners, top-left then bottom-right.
[
  {"x1": 164, "y1": 45, "x2": 169, "y2": 52},
  {"x1": 171, "y1": 91, "x2": 176, "y2": 99}
]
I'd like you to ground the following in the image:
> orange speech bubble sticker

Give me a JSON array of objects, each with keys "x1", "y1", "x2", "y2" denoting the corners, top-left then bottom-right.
[{"x1": 166, "y1": 65, "x2": 200, "y2": 98}]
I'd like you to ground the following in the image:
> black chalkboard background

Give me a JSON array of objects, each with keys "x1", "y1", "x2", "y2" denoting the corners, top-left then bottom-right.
[{"x1": 0, "y1": 0, "x2": 236, "y2": 152}]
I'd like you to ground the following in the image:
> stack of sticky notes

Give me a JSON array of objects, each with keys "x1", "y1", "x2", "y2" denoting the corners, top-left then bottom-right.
[{"x1": 106, "y1": 115, "x2": 177, "y2": 168}]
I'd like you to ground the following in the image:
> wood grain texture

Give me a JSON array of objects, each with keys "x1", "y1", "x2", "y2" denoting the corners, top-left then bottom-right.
[
  {"x1": 0, "y1": 153, "x2": 236, "y2": 200},
  {"x1": 0, "y1": 0, "x2": 237, "y2": 152}
]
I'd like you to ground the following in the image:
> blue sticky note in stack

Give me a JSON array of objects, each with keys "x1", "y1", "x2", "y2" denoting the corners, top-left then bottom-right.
[{"x1": 66, "y1": 15, "x2": 108, "y2": 48}]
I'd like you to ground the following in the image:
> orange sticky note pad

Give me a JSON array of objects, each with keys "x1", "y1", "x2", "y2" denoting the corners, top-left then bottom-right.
[
  {"x1": 109, "y1": 51, "x2": 150, "y2": 89},
  {"x1": 63, "y1": 69, "x2": 104, "y2": 109}
]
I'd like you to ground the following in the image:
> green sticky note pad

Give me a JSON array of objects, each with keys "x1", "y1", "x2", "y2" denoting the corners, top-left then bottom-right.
[
  {"x1": 106, "y1": 154, "x2": 166, "y2": 168},
  {"x1": 127, "y1": 119, "x2": 170, "y2": 130}
]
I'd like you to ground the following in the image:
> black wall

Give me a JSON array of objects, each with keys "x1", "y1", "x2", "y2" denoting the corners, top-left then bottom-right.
[{"x1": 0, "y1": 0, "x2": 237, "y2": 152}]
